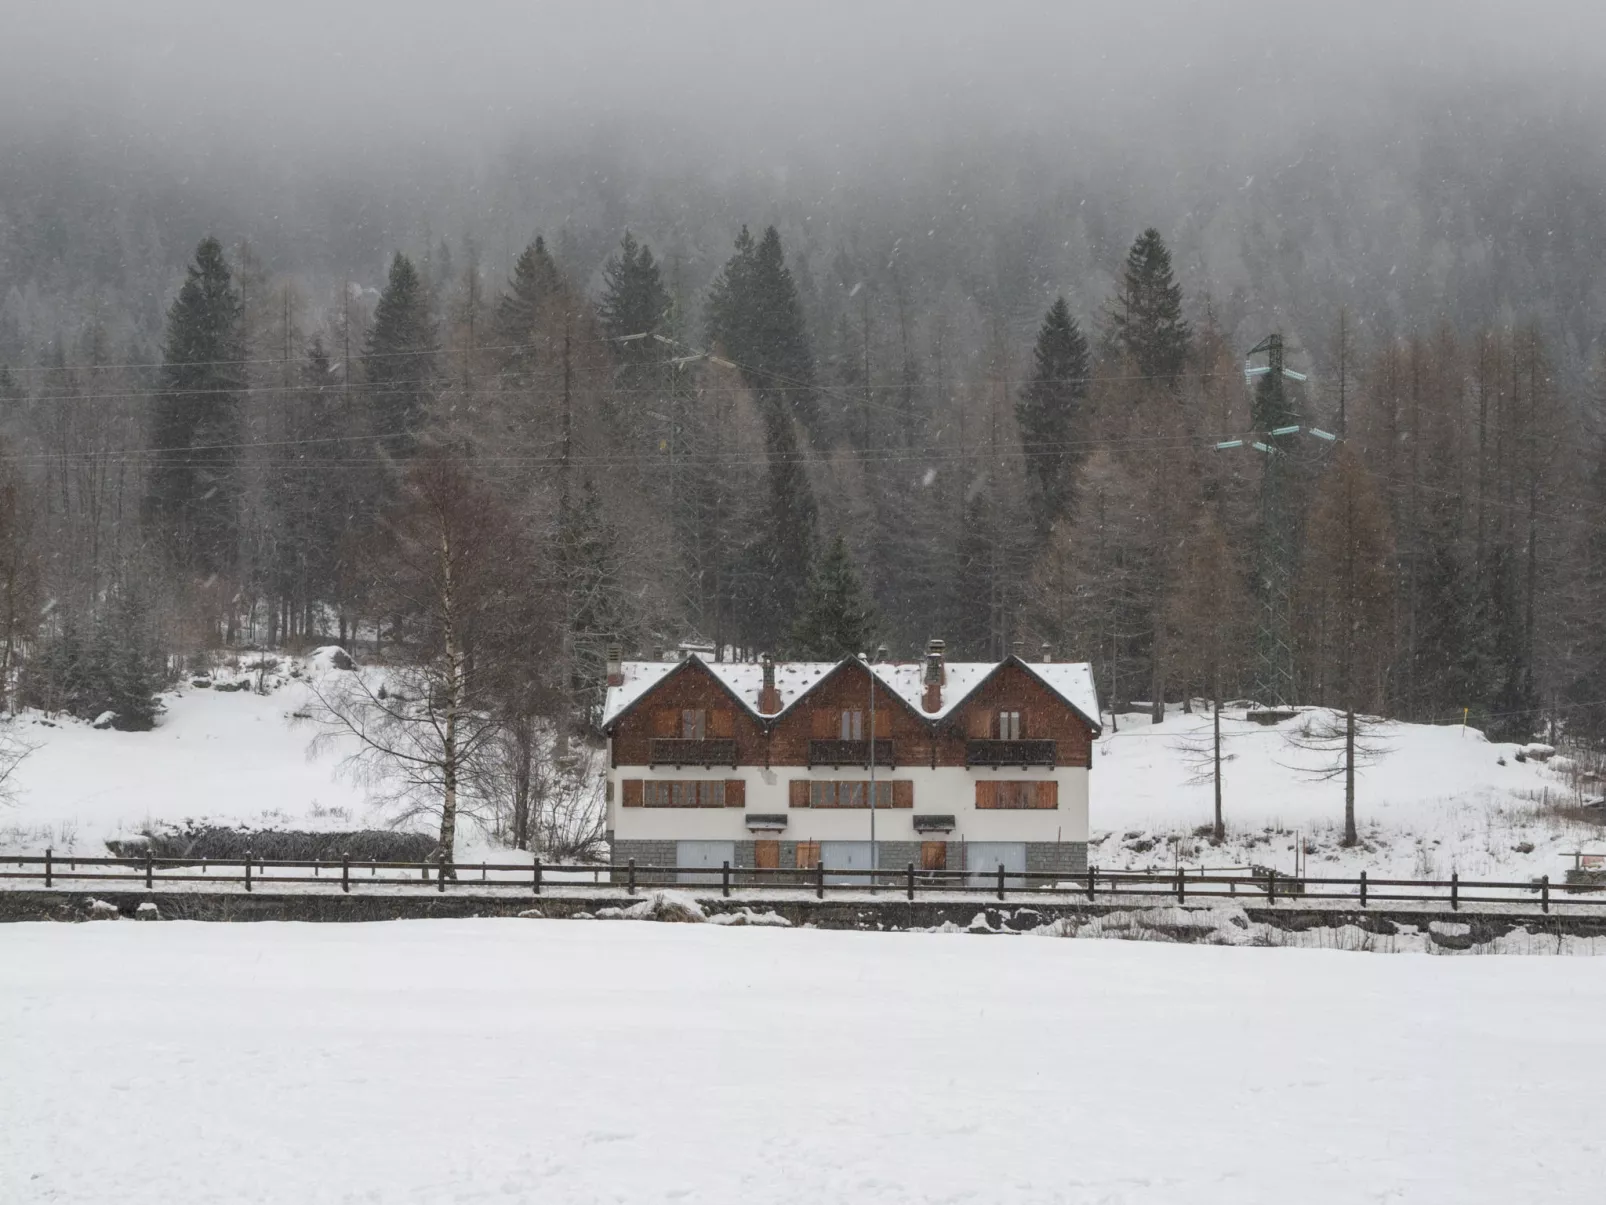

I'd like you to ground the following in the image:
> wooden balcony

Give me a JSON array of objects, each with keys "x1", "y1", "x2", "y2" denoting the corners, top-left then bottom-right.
[
  {"x1": 649, "y1": 737, "x2": 738, "y2": 767},
  {"x1": 966, "y1": 739, "x2": 1057, "y2": 768},
  {"x1": 807, "y1": 738, "x2": 895, "y2": 768}
]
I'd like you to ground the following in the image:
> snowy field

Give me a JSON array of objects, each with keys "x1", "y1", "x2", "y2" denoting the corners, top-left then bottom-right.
[
  {"x1": 0, "y1": 655, "x2": 1601, "y2": 886},
  {"x1": 3, "y1": 919, "x2": 1603, "y2": 1204}
]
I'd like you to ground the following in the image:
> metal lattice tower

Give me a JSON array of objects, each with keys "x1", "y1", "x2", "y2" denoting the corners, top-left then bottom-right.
[{"x1": 1244, "y1": 334, "x2": 1306, "y2": 708}]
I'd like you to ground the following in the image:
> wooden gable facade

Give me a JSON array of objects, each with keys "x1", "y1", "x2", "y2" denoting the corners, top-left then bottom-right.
[
  {"x1": 934, "y1": 660, "x2": 1094, "y2": 768},
  {"x1": 766, "y1": 657, "x2": 933, "y2": 767},
  {"x1": 608, "y1": 659, "x2": 769, "y2": 768}
]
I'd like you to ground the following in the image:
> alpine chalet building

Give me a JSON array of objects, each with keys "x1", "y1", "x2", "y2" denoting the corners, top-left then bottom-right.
[{"x1": 601, "y1": 640, "x2": 1100, "y2": 883}]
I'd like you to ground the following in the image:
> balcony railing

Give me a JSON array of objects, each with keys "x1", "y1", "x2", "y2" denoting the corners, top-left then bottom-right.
[
  {"x1": 649, "y1": 737, "x2": 738, "y2": 767},
  {"x1": 966, "y1": 739, "x2": 1057, "y2": 768},
  {"x1": 807, "y1": 738, "x2": 895, "y2": 768}
]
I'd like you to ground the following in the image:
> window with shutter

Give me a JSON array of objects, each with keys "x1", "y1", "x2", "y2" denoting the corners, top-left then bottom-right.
[
  {"x1": 811, "y1": 709, "x2": 837, "y2": 738},
  {"x1": 892, "y1": 780, "x2": 914, "y2": 809},
  {"x1": 681, "y1": 709, "x2": 707, "y2": 739},
  {"x1": 709, "y1": 708, "x2": 734, "y2": 738},
  {"x1": 975, "y1": 780, "x2": 998, "y2": 809},
  {"x1": 789, "y1": 780, "x2": 810, "y2": 808},
  {"x1": 839, "y1": 709, "x2": 863, "y2": 739},
  {"x1": 652, "y1": 709, "x2": 678, "y2": 737},
  {"x1": 622, "y1": 779, "x2": 644, "y2": 807},
  {"x1": 724, "y1": 779, "x2": 746, "y2": 808}
]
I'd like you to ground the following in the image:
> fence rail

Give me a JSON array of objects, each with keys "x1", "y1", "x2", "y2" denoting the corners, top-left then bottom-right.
[{"x1": 1, "y1": 851, "x2": 1600, "y2": 913}]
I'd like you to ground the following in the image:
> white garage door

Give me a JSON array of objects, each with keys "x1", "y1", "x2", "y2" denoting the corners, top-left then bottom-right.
[
  {"x1": 966, "y1": 842, "x2": 1027, "y2": 888},
  {"x1": 820, "y1": 841, "x2": 875, "y2": 886},
  {"x1": 676, "y1": 840, "x2": 736, "y2": 885}
]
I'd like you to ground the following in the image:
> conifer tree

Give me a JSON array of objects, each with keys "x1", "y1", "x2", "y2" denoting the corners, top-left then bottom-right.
[
  {"x1": 145, "y1": 236, "x2": 246, "y2": 574},
  {"x1": 364, "y1": 253, "x2": 435, "y2": 457},
  {"x1": 790, "y1": 533, "x2": 877, "y2": 659},
  {"x1": 707, "y1": 226, "x2": 820, "y2": 645},
  {"x1": 1109, "y1": 228, "x2": 1191, "y2": 384},
  {"x1": 493, "y1": 237, "x2": 563, "y2": 375},
  {"x1": 599, "y1": 231, "x2": 673, "y2": 433},
  {"x1": 1017, "y1": 297, "x2": 1090, "y2": 534}
]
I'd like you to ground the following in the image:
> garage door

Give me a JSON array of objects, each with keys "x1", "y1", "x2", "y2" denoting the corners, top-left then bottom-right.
[
  {"x1": 965, "y1": 842, "x2": 1027, "y2": 888},
  {"x1": 676, "y1": 840, "x2": 736, "y2": 885},
  {"x1": 820, "y1": 840, "x2": 875, "y2": 886}
]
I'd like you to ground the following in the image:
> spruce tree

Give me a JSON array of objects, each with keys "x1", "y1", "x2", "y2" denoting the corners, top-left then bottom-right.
[
  {"x1": 790, "y1": 534, "x2": 877, "y2": 659},
  {"x1": 145, "y1": 236, "x2": 246, "y2": 574},
  {"x1": 599, "y1": 232, "x2": 673, "y2": 428},
  {"x1": 1110, "y1": 228, "x2": 1191, "y2": 384},
  {"x1": 364, "y1": 253, "x2": 435, "y2": 457},
  {"x1": 707, "y1": 226, "x2": 821, "y2": 645},
  {"x1": 492, "y1": 236, "x2": 563, "y2": 375},
  {"x1": 1017, "y1": 297, "x2": 1090, "y2": 534}
]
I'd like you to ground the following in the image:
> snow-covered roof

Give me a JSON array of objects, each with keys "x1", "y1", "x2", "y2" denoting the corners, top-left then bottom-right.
[{"x1": 602, "y1": 654, "x2": 1101, "y2": 733}]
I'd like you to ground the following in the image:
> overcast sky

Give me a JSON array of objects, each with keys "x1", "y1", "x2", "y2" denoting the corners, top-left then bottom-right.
[{"x1": 6, "y1": 0, "x2": 1603, "y2": 162}]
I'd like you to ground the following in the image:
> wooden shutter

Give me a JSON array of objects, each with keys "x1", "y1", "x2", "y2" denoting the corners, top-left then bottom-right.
[
  {"x1": 724, "y1": 779, "x2": 746, "y2": 808},
  {"x1": 622, "y1": 779, "x2": 644, "y2": 807},
  {"x1": 892, "y1": 779, "x2": 913, "y2": 809},
  {"x1": 710, "y1": 708, "x2": 734, "y2": 738},
  {"x1": 795, "y1": 840, "x2": 821, "y2": 868},
  {"x1": 789, "y1": 779, "x2": 809, "y2": 808},
  {"x1": 975, "y1": 780, "x2": 998, "y2": 809},
  {"x1": 652, "y1": 708, "x2": 677, "y2": 737},
  {"x1": 920, "y1": 841, "x2": 947, "y2": 871},
  {"x1": 966, "y1": 707, "x2": 992, "y2": 738},
  {"x1": 754, "y1": 840, "x2": 780, "y2": 870},
  {"x1": 810, "y1": 709, "x2": 836, "y2": 738},
  {"x1": 1035, "y1": 780, "x2": 1059, "y2": 809}
]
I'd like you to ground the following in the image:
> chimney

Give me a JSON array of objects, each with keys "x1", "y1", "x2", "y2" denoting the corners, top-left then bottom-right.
[
  {"x1": 1041, "y1": 642, "x2": 1052, "y2": 664},
  {"x1": 605, "y1": 643, "x2": 624, "y2": 688},
  {"x1": 758, "y1": 654, "x2": 781, "y2": 715},
  {"x1": 875, "y1": 643, "x2": 889, "y2": 663},
  {"x1": 922, "y1": 638, "x2": 946, "y2": 713},
  {"x1": 1011, "y1": 639, "x2": 1024, "y2": 660}
]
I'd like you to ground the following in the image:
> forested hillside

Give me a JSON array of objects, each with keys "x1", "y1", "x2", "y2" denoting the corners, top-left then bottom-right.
[{"x1": 3, "y1": 3, "x2": 1606, "y2": 778}]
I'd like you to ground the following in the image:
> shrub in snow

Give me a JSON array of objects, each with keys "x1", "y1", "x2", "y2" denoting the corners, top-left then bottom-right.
[
  {"x1": 85, "y1": 899, "x2": 120, "y2": 920},
  {"x1": 305, "y1": 646, "x2": 355, "y2": 673},
  {"x1": 709, "y1": 909, "x2": 791, "y2": 927},
  {"x1": 595, "y1": 890, "x2": 708, "y2": 923},
  {"x1": 135, "y1": 902, "x2": 161, "y2": 921},
  {"x1": 106, "y1": 825, "x2": 436, "y2": 863}
]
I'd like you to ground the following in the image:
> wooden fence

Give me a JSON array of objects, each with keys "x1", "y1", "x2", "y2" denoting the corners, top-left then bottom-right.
[{"x1": 0, "y1": 851, "x2": 1600, "y2": 913}]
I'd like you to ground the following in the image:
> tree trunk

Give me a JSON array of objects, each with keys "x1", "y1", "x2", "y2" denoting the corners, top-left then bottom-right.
[
  {"x1": 1212, "y1": 670, "x2": 1224, "y2": 843},
  {"x1": 1343, "y1": 701, "x2": 1358, "y2": 846},
  {"x1": 437, "y1": 524, "x2": 462, "y2": 876}
]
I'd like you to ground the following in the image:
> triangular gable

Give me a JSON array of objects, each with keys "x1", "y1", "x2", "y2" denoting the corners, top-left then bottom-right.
[
  {"x1": 600, "y1": 655, "x2": 760, "y2": 734},
  {"x1": 930, "y1": 656, "x2": 1103, "y2": 736},
  {"x1": 792, "y1": 656, "x2": 933, "y2": 726}
]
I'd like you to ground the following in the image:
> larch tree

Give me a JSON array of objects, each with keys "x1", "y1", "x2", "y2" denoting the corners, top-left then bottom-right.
[
  {"x1": 1163, "y1": 508, "x2": 1250, "y2": 840},
  {"x1": 1299, "y1": 445, "x2": 1395, "y2": 845},
  {"x1": 1017, "y1": 297, "x2": 1090, "y2": 536},
  {"x1": 145, "y1": 236, "x2": 247, "y2": 578}
]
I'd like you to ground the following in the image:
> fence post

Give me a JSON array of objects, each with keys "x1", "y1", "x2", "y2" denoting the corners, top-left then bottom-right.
[
  {"x1": 1267, "y1": 868, "x2": 1276, "y2": 904},
  {"x1": 907, "y1": 862, "x2": 915, "y2": 902},
  {"x1": 438, "y1": 853, "x2": 447, "y2": 892},
  {"x1": 145, "y1": 849, "x2": 154, "y2": 890},
  {"x1": 1176, "y1": 868, "x2": 1184, "y2": 902},
  {"x1": 1542, "y1": 874, "x2": 1550, "y2": 913},
  {"x1": 244, "y1": 849, "x2": 253, "y2": 893},
  {"x1": 1450, "y1": 871, "x2": 1459, "y2": 911},
  {"x1": 341, "y1": 855, "x2": 350, "y2": 894},
  {"x1": 816, "y1": 859, "x2": 825, "y2": 900},
  {"x1": 533, "y1": 857, "x2": 542, "y2": 896},
  {"x1": 722, "y1": 860, "x2": 731, "y2": 898},
  {"x1": 1359, "y1": 870, "x2": 1367, "y2": 908},
  {"x1": 996, "y1": 862, "x2": 1005, "y2": 901},
  {"x1": 44, "y1": 847, "x2": 52, "y2": 889},
  {"x1": 1087, "y1": 865, "x2": 1096, "y2": 901},
  {"x1": 627, "y1": 858, "x2": 636, "y2": 896}
]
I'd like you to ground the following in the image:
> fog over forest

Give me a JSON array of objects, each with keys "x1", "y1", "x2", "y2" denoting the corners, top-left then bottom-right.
[{"x1": 3, "y1": 0, "x2": 1606, "y2": 758}]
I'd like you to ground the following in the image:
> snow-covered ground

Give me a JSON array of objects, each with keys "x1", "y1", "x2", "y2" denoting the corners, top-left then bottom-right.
[
  {"x1": 3, "y1": 919, "x2": 1603, "y2": 1204},
  {"x1": 2, "y1": 658, "x2": 1601, "y2": 883},
  {"x1": 1092, "y1": 706, "x2": 1602, "y2": 882}
]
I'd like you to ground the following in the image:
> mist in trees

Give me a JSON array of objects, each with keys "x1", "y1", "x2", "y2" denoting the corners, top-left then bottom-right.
[{"x1": 7, "y1": 1, "x2": 1606, "y2": 846}]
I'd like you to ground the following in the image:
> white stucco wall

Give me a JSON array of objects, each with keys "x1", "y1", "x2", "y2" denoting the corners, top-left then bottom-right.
[{"x1": 605, "y1": 756, "x2": 1089, "y2": 845}]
